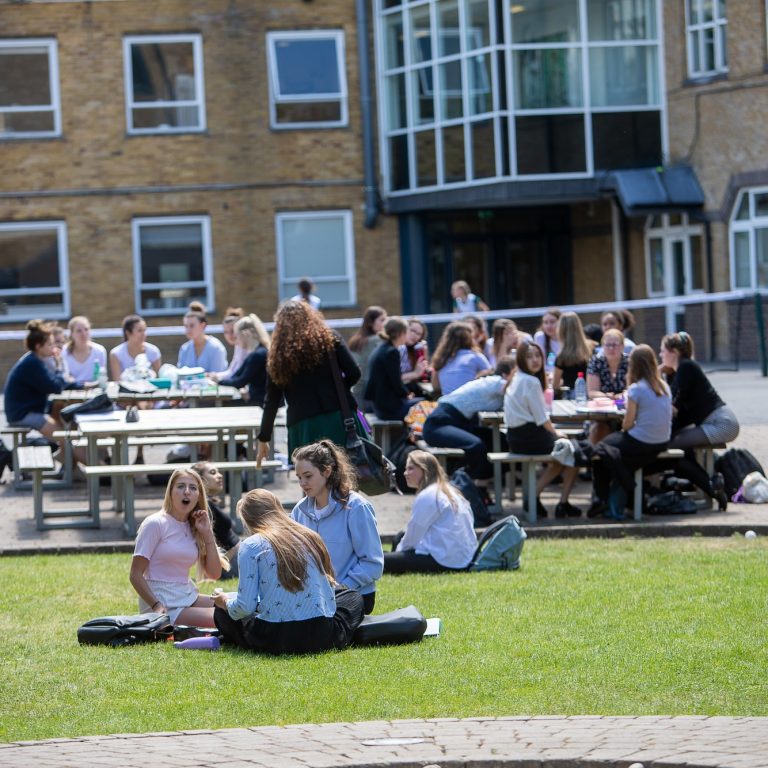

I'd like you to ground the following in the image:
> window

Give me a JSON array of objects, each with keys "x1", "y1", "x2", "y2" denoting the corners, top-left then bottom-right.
[
  {"x1": 267, "y1": 31, "x2": 348, "y2": 128},
  {"x1": 132, "y1": 216, "x2": 214, "y2": 314},
  {"x1": 123, "y1": 35, "x2": 206, "y2": 134},
  {"x1": 0, "y1": 39, "x2": 60, "y2": 139},
  {"x1": 730, "y1": 188, "x2": 768, "y2": 290},
  {"x1": 275, "y1": 211, "x2": 356, "y2": 307},
  {"x1": 685, "y1": 0, "x2": 727, "y2": 79},
  {"x1": 0, "y1": 221, "x2": 69, "y2": 321}
]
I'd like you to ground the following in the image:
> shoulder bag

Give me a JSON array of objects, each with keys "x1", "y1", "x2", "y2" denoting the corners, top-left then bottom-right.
[{"x1": 328, "y1": 351, "x2": 398, "y2": 496}]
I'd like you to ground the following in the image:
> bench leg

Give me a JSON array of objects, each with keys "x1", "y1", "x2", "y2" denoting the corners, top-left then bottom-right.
[
  {"x1": 633, "y1": 468, "x2": 643, "y2": 521},
  {"x1": 33, "y1": 469, "x2": 45, "y2": 531},
  {"x1": 525, "y1": 462, "x2": 537, "y2": 523},
  {"x1": 123, "y1": 475, "x2": 137, "y2": 537}
]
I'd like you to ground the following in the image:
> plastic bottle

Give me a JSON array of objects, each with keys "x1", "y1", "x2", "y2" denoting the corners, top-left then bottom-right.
[
  {"x1": 546, "y1": 351, "x2": 556, "y2": 373},
  {"x1": 574, "y1": 372, "x2": 587, "y2": 405},
  {"x1": 544, "y1": 386, "x2": 554, "y2": 413},
  {"x1": 173, "y1": 636, "x2": 221, "y2": 650},
  {"x1": 98, "y1": 364, "x2": 108, "y2": 390},
  {"x1": 93, "y1": 361, "x2": 100, "y2": 385}
]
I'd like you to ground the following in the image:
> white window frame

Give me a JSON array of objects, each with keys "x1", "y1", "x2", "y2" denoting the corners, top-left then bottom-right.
[
  {"x1": 123, "y1": 34, "x2": 206, "y2": 135},
  {"x1": 275, "y1": 210, "x2": 357, "y2": 308},
  {"x1": 644, "y1": 214, "x2": 705, "y2": 297},
  {"x1": 0, "y1": 38, "x2": 61, "y2": 139},
  {"x1": 266, "y1": 30, "x2": 348, "y2": 129},
  {"x1": 730, "y1": 187, "x2": 768, "y2": 290},
  {"x1": 685, "y1": 0, "x2": 728, "y2": 79},
  {"x1": 131, "y1": 215, "x2": 214, "y2": 316},
  {"x1": 0, "y1": 220, "x2": 70, "y2": 322}
]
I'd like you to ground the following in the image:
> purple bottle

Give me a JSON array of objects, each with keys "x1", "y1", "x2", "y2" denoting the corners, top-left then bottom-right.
[{"x1": 173, "y1": 636, "x2": 221, "y2": 651}]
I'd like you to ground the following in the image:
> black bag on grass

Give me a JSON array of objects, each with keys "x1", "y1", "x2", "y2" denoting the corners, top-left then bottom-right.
[
  {"x1": 77, "y1": 612, "x2": 173, "y2": 647},
  {"x1": 715, "y1": 448, "x2": 765, "y2": 499},
  {"x1": 352, "y1": 605, "x2": 427, "y2": 646},
  {"x1": 451, "y1": 468, "x2": 491, "y2": 526}
]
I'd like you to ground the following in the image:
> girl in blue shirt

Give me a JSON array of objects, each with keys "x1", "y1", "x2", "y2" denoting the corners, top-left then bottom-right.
[
  {"x1": 291, "y1": 440, "x2": 384, "y2": 615},
  {"x1": 177, "y1": 302, "x2": 227, "y2": 372},
  {"x1": 214, "y1": 489, "x2": 364, "y2": 654}
]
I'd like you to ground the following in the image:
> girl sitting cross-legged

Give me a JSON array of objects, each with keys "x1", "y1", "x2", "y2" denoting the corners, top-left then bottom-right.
[{"x1": 213, "y1": 489, "x2": 364, "y2": 655}]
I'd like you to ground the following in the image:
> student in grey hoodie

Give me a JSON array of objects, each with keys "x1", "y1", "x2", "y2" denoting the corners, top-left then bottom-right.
[{"x1": 291, "y1": 440, "x2": 384, "y2": 614}]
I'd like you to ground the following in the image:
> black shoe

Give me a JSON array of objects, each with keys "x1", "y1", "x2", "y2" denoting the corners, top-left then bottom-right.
[
  {"x1": 524, "y1": 496, "x2": 548, "y2": 518},
  {"x1": 555, "y1": 501, "x2": 582, "y2": 518},
  {"x1": 711, "y1": 473, "x2": 728, "y2": 512},
  {"x1": 587, "y1": 500, "x2": 607, "y2": 518}
]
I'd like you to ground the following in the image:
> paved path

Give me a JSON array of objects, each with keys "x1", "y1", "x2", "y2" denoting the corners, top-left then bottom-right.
[{"x1": 2, "y1": 716, "x2": 767, "y2": 768}]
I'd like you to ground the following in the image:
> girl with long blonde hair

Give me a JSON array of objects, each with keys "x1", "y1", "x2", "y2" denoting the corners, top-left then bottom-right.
[
  {"x1": 552, "y1": 312, "x2": 596, "y2": 394},
  {"x1": 214, "y1": 313, "x2": 271, "y2": 406},
  {"x1": 213, "y1": 489, "x2": 364, "y2": 654}
]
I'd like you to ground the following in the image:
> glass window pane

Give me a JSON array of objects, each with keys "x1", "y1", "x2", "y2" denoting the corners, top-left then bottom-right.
[
  {"x1": 131, "y1": 42, "x2": 197, "y2": 102},
  {"x1": 384, "y1": 13, "x2": 405, "y2": 69},
  {"x1": 132, "y1": 105, "x2": 200, "y2": 129},
  {"x1": 587, "y1": 0, "x2": 656, "y2": 40},
  {"x1": 689, "y1": 31, "x2": 701, "y2": 73},
  {"x1": 672, "y1": 241, "x2": 686, "y2": 295},
  {"x1": 468, "y1": 53, "x2": 492, "y2": 114},
  {"x1": 274, "y1": 38, "x2": 340, "y2": 96},
  {"x1": 275, "y1": 102, "x2": 341, "y2": 124},
  {"x1": 139, "y1": 224, "x2": 204, "y2": 284},
  {"x1": 442, "y1": 124, "x2": 465, "y2": 183},
  {"x1": 589, "y1": 45, "x2": 659, "y2": 106},
  {"x1": 514, "y1": 48, "x2": 582, "y2": 109},
  {"x1": 413, "y1": 67, "x2": 435, "y2": 123},
  {"x1": 141, "y1": 287, "x2": 205, "y2": 311},
  {"x1": 690, "y1": 0, "x2": 702, "y2": 25},
  {"x1": 734, "y1": 192, "x2": 750, "y2": 220},
  {"x1": 390, "y1": 134, "x2": 410, "y2": 190},
  {"x1": 285, "y1": 279, "x2": 351, "y2": 304},
  {"x1": 471, "y1": 119, "x2": 495, "y2": 178},
  {"x1": 440, "y1": 60, "x2": 463, "y2": 118},
  {"x1": 758, "y1": 228, "x2": 768, "y2": 288},
  {"x1": 0, "y1": 110, "x2": 55, "y2": 135},
  {"x1": 733, "y1": 231, "x2": 751, "y2": 287},
  {"x1": 386, "y1": 73, "x2": 407, "y2": 129},
  {"x1": 649, "y1": 238, "x2": 664, "y2": 293},
  {"x1": 0, "y1": 228, "x2": 60, "y2": 289},
  {"x1": 0, "y1": 48, "x2": 51, "y2": 107},
  {"x1": 466, "y1": 0, "x2": 491, "y2": 48},
  {"x1": 437, "y1": 0, "x2": 460, "y2": 57},
  {"x1": 411, "y1": 6, "x2": 432, "y2": 63},
  {"x1": 515, "y1": 114, "x2": 586, "y2": 174},
  {"x1": 415, "y1": 129, "x2": 437, "y2": 187},
  {"x1": 511, "y1": 0, "x2": 580, "y2": 44},
  {"x1": 592, "y1": 111, "x2": 662, "y2": 169},
  {"x1": 690, "y1": 235, "x2": 704, "y2": 290},
  {"x1": 281, "y1": 218, "x2": 348, "y2": 276},
  {"x1": 755, "y1": 192, "x2": 768, "y2": 218}
]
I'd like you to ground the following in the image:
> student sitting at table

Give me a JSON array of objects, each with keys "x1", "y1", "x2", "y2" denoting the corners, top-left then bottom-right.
[
  {"x1": 130, "y1": 469, "x2": 226, "y2": 627},
  {"x1": 384, "y1": 450, "x2": 477, "y2": 574},
  {"x1": 213, "y1": 489, "x2": 364, "y2": 654},
  {"x1": 422, "y1": 356, "x2": 514, "y2": 482},
  {"x1": 62, "y1": 316, "x2": 107, "y2": 385},
  {"x1": 212, "y1": 313, "x2": 270, "y2": 406},
  {"x1": 503, "y1": 339, "x2": 580, "y2": 519},
  {"x1": 177, "y1": 302, "x2": 228, "y2": 373},
  {"x1": 588, "y1": 345, "x2": 671, "y2": 519},
  {"x1": 399, "y1": 317, "x2": 429, "y2": 394},
  {"x1": 552, "y1": 312, "x2": 596, "y2": 395},
  {"x1": 212, "y1": 306, "x2": 246, "y2": 380},
  {"x1": 109, "y1": 314, "x2": 162, "y2": 382},
  {"x1": 586, "y1": 327, "x2": 630, "y2": 444},
  {"x1": 430, "y1": 321, "x2": 491, "y2": 396}
]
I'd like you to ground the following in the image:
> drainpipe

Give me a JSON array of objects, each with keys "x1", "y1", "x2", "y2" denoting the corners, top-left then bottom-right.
[{"x1": 356, "y1": 0, "x2": 379, "y2": 229}]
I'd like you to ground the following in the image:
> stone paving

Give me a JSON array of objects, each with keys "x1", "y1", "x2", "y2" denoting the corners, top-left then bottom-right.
[{"x1": 2, "y1": 716, "x2": 767, "y2": 768}]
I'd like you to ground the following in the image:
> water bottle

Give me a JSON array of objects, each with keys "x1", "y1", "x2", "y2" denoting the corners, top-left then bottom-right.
[
  {"x1": 98, "y1": 364, "x2": 108, "y2": 390},
  {"x1": 173, "y1": 636, "x2": 221, "y2": 650},
  {"x1": 544, "y1": 386, "x2": 554, "y2": 413},
  {"x1": 546, "y1": 351, "x2": 556, "y2": 373},
  {"x1": 574, "y1": 372, "x2": 587, "y2": 405},
  {"x1": 93, "y1": 361, "x2": 101, "y2": 386}
]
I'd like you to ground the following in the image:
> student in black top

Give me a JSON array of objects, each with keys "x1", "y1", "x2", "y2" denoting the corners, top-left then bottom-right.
[
  {"x1": 659, "y1": 331, "x2": 739, "y2": 510},
  {"x1": 552, "y1": 311, "x2": 596, "y2": 395},
  {"x1": 215, "y1": 313, "x2": 270, "y2": 406},
  {"x1": 193, "y1": 461, "x2": 242, "y2": 579},
  {"x1": 364, "y1": 317, "x2": 422, "y2": 420},
  {"x1": 256, "y1": 301, "x2": 362, "y2": 464}
]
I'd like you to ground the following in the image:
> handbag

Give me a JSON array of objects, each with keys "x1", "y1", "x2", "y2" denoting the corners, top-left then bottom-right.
[
  {"x1": 77, "y1": 612, "x2": 174, "y2": 647},
  {"x1": 352, "y1": 605, "x2": 427, "y2": 646},
  {"x1": 328, "y1": 351, "x2": 398, "y2": 496},
  {"x1": 60, "y1": 392, "x2": 114, "y2": 426}
]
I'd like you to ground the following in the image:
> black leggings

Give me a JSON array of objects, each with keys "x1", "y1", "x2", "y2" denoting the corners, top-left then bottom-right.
[
  {"x1": 214, "y1": 586, "x2": 364, "y2": 654},
  {"x1": 384, "y1": 549, "x2": 463, "y2": 574},
  {"x1": 593, "y1": 431, "x2": 668, "y2": 502}
]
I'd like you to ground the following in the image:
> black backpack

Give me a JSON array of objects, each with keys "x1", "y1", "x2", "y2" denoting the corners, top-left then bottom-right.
[
  {"x1": 715, "y1": 449, "x2": 765, "y2": 498},
  {"x1": 77, "y1": 613, "x2": 174, "y2": 647},
  {"x1": 450, "y1": 468, "x2": 492, "y2": 526}
]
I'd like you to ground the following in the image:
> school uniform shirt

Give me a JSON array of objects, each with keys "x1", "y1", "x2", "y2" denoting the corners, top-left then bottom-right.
[
  {"x1": 504, "y1": 371, "x2": 548, "y2": 429},
  {"x1": 291, "y1": 491, "x2": 383, "y2": 596},
  {"x1": 177, "y1": 336, "x2": 228, "y2": 373},
  {"x1": 439, "y1": 374, "x2": 506, "y2": 418},
  {"x1": 62, "y1": 344, "x2": 107, "y2": 383},
  {"x1": 4, "y1": 352, "x2": 69, "y2": 423},
  {"x1": 110, "y1": 342, "x2": 162, "y2": 373},
  {"x1": 225, "y1": 534, "x2": 335, "y2": 622},
  {"x1": 626, "y1": 379, "x2": 672, "y2": 444},
  {"x1": 453, "y1": 293, "x2": 484, "y2": 313},
  {"x1": 397, "y1": 483, "x2": 477, "y2": 569},
  {"x1": 437, "y1": 348, "x2": 490, "y2": 395},
  {"x1": 219, "y1": 346, "x2": 268, "y2": 406},
  {"x1": 364, "y1": 342, "x2": 409, "y2": 417}
]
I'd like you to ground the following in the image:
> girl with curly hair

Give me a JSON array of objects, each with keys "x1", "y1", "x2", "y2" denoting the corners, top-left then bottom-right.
[
  {"x1": 256, "y1": 301, "x2": 362, "y2": 462},
  {"x1": 291, "y1": 440, "x2": 383, "y2": 614}
]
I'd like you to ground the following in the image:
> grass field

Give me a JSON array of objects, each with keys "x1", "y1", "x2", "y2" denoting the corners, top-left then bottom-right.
[{"x1": 1, "y1": 536, "x2": 766, "y2": 742}]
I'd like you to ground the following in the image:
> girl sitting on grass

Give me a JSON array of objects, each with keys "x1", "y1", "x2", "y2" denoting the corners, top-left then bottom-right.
[
  {"x1": 213, "y1": 489, "x2": 364, "y2": 654},
  {"x1": 291, "y1": 440, "x2": 383, "y2": 614},
  {"x1": 130, "y1": 469, "x2": 227, "y2": 627},
  {"x1": 385, "y1": 450, "x2": 477, "y2": 574}
]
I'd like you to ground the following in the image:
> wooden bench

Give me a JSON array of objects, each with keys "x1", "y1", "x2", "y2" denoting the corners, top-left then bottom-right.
[
  {"x1": 488, "y1": 452, "x2": 555, "y2": 523},
  {"x1": 364, "y1": 415, "x2": 404, "y2": 456},
  {"x1": 415, "y1": 440, "x2": 465, "y2": 470},
  {"x1": 630, "y1": 448, "x2": 685, "y2": 521},
  {"x1": 17, "y1": 446, "x2": 97, "y2": 531},
  {"x1": 80, "y1": 459, "x2": 282, "y2": 537},
  {"x1": 1, "y1": 426, "x2": 74, "y2": 491}
]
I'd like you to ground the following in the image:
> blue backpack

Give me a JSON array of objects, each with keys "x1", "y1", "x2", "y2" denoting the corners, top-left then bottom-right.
[{"x1": 469, "y1": 515, "x2": 526, "y2": 571}]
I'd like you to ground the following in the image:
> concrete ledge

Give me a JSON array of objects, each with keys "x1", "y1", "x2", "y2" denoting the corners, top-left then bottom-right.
[{"x1": 1, "y1": 716, "x2": 765, "y2": 768}]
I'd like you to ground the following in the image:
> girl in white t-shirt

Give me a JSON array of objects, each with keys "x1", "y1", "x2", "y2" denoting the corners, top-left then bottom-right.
[
  {"x1": 130, "y1": 469, "x2": 228, "y2": 627},
  {"x1": 62, "y1": 315, "x2": 107, "y2": 384}
]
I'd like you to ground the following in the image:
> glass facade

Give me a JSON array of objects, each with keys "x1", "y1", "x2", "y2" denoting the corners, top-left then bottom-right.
[{"x1": 375, "y1": 0, "x2": 663, "y2": 193}]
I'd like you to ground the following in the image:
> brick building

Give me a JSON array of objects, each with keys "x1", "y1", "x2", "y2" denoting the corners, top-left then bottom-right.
[{"x1": 1, "y1": 1, "x2": 767, "y2": 365}]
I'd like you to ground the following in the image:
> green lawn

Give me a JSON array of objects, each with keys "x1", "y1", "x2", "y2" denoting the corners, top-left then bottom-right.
[{"x1": 2, "y1": 536, "x2": 766, "y2": 742}]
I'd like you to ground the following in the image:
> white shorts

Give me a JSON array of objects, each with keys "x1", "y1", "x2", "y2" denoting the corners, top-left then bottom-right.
[{"x1": 139, "y1": 578, "x2": 199, "y2": 624}]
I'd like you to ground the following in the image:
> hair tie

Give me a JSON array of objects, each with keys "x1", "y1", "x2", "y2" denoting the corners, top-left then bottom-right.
[{"x1": 679, "y1": 331, "x2": 688, "y2": 342}]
